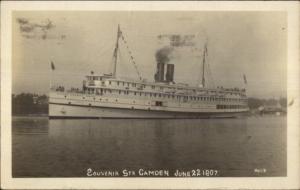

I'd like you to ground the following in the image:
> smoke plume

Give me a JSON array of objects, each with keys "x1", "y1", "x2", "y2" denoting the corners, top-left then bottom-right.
[{"x1": 155, "y1": 46, "x2": 174, "y2": 64}]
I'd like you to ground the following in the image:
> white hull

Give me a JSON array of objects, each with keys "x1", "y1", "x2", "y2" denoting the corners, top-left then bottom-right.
[{"x1": 49, "y1": 103, "x2": 248, "y2": 119}]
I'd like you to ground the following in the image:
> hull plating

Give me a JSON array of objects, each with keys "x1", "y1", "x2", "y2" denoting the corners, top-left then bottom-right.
[{"x1": 49, "y1": 103, "x2": 248, "y2": 119}]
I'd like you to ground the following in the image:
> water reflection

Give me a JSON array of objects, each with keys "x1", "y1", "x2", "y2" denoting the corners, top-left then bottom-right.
[{"x1": 13, "y1": 116, "x2": 286, "y2": 177}]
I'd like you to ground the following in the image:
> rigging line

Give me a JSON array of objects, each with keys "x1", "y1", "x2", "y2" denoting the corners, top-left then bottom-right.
[
  {"x1": 198, "y1": 46, "x2": 206, "y2": 87},
  {"x1": 108, "y1": 53, "x2": 115, "y2": 75},
  {"x1": 206, "y1": 53, "x2": 215, "y2": 88},
  {"x1": 91, "y1": 47, "x2": 115, "y2": 74},
  {"x1": 120, "y1": 32, "x2": 142, "y2": 81},
  {"x1": 207, "y1": 63, "x2": 215, "y2": 88},
  {"x1": 79, "y1": 40, "x2": 115, "y2": 72},
  {"x1": 117, "y1": 43, "x2": 139, "y2": 80}
]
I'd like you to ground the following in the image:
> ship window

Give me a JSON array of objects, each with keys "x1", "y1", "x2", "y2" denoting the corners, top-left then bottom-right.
[
  {"x1": 109, "y1": 81, "x2": 111, "y2": 85},
  {"x1": 155, "y1": 101, "x2": 163, "y2": 106}
]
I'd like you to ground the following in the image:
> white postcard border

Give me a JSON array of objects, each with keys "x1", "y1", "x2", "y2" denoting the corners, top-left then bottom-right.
[{"x1": 1, "y1": 1, "x2": 299, "y2": 189}]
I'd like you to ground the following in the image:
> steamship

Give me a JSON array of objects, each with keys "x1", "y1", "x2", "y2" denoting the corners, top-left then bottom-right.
[{"x1": 49, "y1": 25, "x2": 249, "y2": 119}]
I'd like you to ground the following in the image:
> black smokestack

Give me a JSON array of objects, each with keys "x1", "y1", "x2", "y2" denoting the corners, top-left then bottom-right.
[
  {"x1": 166, "y1": 64, "x2": 174, "y2": 82},
  {"x1": 154, "y1": 62, "x2": 165, "y2": 82},
  {"x1": 154, "y1": 46, "x2": 173, "y2": 82}
]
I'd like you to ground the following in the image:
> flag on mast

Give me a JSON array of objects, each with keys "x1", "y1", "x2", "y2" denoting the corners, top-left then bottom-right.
[
  {"x1": 51, "y1": 61, "x2": 55, "y2": 70},
  {"x1": 243, "y1": 74, "x2": 247, "y2": 84}
]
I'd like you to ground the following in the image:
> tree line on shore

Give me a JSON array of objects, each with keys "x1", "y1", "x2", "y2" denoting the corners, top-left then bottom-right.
[
  {"x1": 11, "y1": 93, "x2": 287, "y2": 116},
  {"x1": 12, "y1": 93, "x2": 48, "y2": 115},
  {"x1": 248, "y1": 97, "x2": 287, "y2": 109}
]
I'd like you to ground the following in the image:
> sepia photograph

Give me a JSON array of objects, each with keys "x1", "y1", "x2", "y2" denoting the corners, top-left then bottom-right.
[{"x1": 1, "y1": 1, "x2": 299, "y2": 189}]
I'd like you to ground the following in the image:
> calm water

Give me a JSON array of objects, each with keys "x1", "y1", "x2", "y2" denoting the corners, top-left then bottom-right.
[{"x1": 12, "y1": 116, "x2": 286, "y2": 177}]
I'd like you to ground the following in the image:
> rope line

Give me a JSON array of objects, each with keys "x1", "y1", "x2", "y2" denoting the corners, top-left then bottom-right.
[{"x1": 120, "y1": 32, "x2": 142, "y2": 81}]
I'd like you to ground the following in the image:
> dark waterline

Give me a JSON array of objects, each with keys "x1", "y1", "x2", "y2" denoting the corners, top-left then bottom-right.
[{"x1": 12, "y1": 116, "x2": 286, "y2": 177}]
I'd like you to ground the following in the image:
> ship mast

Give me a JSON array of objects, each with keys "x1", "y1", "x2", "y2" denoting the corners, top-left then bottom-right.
[
  {"x1": 112, "y1": 24, "x2": 121, "y2": 78},
  {"x1": 201, "y1": 42, "x2": 207, "y2": 87}
]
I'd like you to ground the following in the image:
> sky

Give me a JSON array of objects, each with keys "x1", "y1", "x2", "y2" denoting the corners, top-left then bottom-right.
[{"x1": 12, "y1": 11, "x2": 287, "y2": 98}]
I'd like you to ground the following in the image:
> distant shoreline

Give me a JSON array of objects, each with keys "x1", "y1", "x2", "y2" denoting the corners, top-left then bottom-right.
[
  {"x1": 12, "y1": 114, "x2": 48, "y2": 117},
  {"x1": 11, "y1": 93, "x2": 287, "y2": 117}
]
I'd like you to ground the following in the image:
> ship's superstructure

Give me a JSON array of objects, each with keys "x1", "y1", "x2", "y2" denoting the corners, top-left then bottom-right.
[{"x1": 49, "y1": 25, "x2": 249, "y2": 119}]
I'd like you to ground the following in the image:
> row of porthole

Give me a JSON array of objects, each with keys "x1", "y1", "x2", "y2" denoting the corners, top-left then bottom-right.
[
  {"x1": 68, "y1": 98, "x2": 245, "y2": 108},
  {"x1": 107, "y1": 81, "x2": 245, "y2": 97},
  {"x1": 65, "y1": 92, "x2": 246, "y2": 101},
  {"x1": 67, "y1": 101, "x2": 222, "y2": 110},
  {"x1": 66, "y1": 94, "x2": 245, "y2": 103}
]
